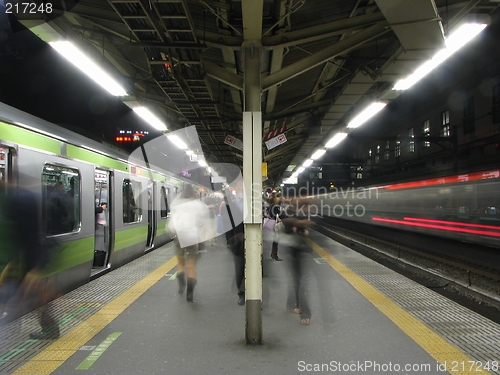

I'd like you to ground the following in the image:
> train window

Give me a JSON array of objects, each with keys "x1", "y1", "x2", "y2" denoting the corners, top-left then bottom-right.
[
  {"x1": 42, "y1": 164, "x2": 81, "y2": 236},
  {"x1": 408, "y1": 127, "x2": 415, "y2": 153},
  {"x1": 463, "y1": 97, "x2": 475, "y2": 134},
  {"x1": 423, "y1": 120, "x2": 431, "y2": 147},
  {"x1": 441, "y1": 110, "x2": 450, "y2": 136},
  {"x1": 123, "y1": 179, "x2": 142, "y2": 224},
  {"x1": 160, "y1": 186, "x2": 170, "y2": 218}
]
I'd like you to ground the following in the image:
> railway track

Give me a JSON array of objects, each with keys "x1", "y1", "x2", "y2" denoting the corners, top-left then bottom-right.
[{"x1": 315, "y1": 218, "x2": 500, "y2": 316}]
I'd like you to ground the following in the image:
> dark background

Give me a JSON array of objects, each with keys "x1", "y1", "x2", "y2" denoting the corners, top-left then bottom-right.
[{"x1": 0, "y1": 8, "x2": 155, "y2": 149}]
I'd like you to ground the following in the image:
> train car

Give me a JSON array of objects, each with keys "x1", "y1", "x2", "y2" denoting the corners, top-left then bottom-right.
[
  {"x1": 0, "y1": 101, "x2": 208, "y2": 305},
  {"x1": 309, "y1": 170, "x2": 500, "y2": 248}
]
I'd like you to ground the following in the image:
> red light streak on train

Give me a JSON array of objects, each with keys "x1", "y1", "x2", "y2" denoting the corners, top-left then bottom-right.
[{"x1": 372, "y1": 217, "x2": 500, "y2": 237}]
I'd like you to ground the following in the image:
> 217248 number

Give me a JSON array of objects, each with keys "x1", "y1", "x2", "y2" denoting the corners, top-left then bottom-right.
[{"x1": 4, "y1": 2, "x2": 53, "y2": 15}]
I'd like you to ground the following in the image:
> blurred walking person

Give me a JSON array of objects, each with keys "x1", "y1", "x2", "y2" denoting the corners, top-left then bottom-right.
[
  {"x1": 0, "y1": 179, "x2": 60, "y2": 337},
  {"x1": 222, "y1": 179, "x2": 245, "y2": 305},
  {"x1": 279, "y1": 198, "x2": 315, "y2": 325},
  {"x1": 170, "y1": 185, "x2": 211, "y2": 302},
  {"x1": 263, "y1": 191, "x2": 284, "y2": 261}
]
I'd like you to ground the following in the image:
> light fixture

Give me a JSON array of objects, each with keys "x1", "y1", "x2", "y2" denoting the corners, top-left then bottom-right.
[
  {"x1": 325, "y1": 132, "x2": 348, "y2": 148},
  {"x1": 133, "y1": 107, "x2": 167, "y2": 131},
  {"x1": 283, "y1": 176, "x2": 297, "y2": 184},
  {"x1": 49, "y1": 41, "x2": 127, "y2": 97},
  {"x1": 347, "y1": 103, "x2": 387, "y2": 129},
  {"x1": 198, "y1": 160, "x2": 208, "y2": 167},
  {"x1": 302, "y1": 159, "x2": 313, "y2": 167},
  {"x1": 311, "y1": 149, "x2": 326, "y2": 160},
  {"x1": 166, "y1": 134, "x2": 188, "y2": 149},
  {"x1": 393, "y1": 22, "x2": 487, "y2": 91},
  {"x1": 297, "y1": 167, "x2": 305, "y2": 174}
]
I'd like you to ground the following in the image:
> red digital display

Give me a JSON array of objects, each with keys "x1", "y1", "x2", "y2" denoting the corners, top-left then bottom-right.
[{"x1": 115, "y1": 130, "x2": 149, "y2": 143}]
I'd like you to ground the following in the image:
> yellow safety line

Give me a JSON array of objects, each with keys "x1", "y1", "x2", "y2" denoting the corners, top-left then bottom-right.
[
  {"x1": 304, "y1": 237, "x2": 492, "y2": 375},
  {"x1": 12, "y1": 256, "x2": 178, "y2": 375}
]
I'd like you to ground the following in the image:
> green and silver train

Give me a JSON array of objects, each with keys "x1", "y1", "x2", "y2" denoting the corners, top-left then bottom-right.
[{"x1": 0, "y1": 101, "x2": 206, "y2": 302}]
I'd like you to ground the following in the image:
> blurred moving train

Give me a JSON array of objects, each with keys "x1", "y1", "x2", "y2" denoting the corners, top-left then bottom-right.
[
  {"x1": 310, "y1": 170, "x2": 500, "y2": 248},
  {"x1": 0, "y1": 101, "x2": 211, "y2": 302}
]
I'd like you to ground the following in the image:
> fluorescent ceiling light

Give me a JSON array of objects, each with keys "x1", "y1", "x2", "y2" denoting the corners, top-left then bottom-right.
[
  {"x1": 347, "y1": 103, "x2": 386, "y2": 129},
  {"x1": 393, "y1": 22, "x2": 487, "y2": 91},
  {"x1": 167, "y1": 134, "x2": 188, "y2": 149},
  {"x1": 325, "y1": 132, "x2": 348, "y2": 148},
  {"x1": 297, "y1": 167, "x2": 305, "y2": 174},
  {"x1": 446, "y1": 22, "x2": 487, "y2": 50},
  {"x1": 302, "y1": 159, "x2": 313, "y2": 167},
  {"x1": 198, "y1": 160, "x2": 208, "y2": 167},
  {"x1": 185, "y1": 149, "x2": 193, "y2": 156},
  {"x1": 283, "y1": 176, "x2": 297, "y2": 184},
  {"x1": 49, "y1": 41, "x2": 127, "y2": 97},
  {"x1": 311, "y1": 149, "x2": 326, "y2": 160},
  {"x1": 133, "y1": 107, "x2": 167, "y2": 131}
]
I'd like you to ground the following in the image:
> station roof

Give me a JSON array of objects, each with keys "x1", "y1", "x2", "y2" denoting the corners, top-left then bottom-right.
[{"x1": 1, "y1": 0, "x2": 499, "y2": 184}]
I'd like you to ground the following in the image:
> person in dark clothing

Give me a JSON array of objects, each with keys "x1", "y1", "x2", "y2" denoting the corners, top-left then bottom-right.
[
  {"x1": 266, "y1": 192, "x2": 284, "y2": 261},
  {"x1": 47, "y1": 181, "x2": 68, "y2": 234},
  {"x1": 0, "y1": 181, "x2": 59, "y2": 337},
  {"x1": 222, "y1": 180, "x2": 245, "y2": 305},
  {"x1": 279, "y1": 199, "x2": 315, "y2": 325}
]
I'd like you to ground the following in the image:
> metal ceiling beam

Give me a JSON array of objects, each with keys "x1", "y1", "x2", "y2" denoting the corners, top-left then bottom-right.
[
  {"x1": 203, "y1": 61, "x2": 244, "y2": 90},
  {"x1": 265, "y1": 0, "x2": 287, "y2": 115},
  {"x1": 262, "y1": 12, "x2": 386, "y2": 50},
  {"x1": 262, "y1": 21, "x2": 390, "y2": 91},
  {"x1": 374, "y1": 0, "x2": 445, "y2": 51},
  {"x1": 242, "y1": 0, "x2": 264, "y2": 41},
  {"x1": 195, "y1": 12, "x2": 387, "y2": 51},
  {"x1": 194, "y1": 30, "x2": 242, "y2": 49}
]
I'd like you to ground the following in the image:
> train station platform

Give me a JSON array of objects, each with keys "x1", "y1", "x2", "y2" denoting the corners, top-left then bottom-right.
[{"x1": 1, "y1": 230, "x2": 500, "y2": 375}]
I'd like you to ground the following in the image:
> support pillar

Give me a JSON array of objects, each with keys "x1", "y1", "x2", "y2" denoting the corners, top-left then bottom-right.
[{"x1": 243, "y1": 42, "x2": 263, "y2": 344}]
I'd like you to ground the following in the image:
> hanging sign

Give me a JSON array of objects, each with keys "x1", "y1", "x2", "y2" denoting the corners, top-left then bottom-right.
[
  {"x1": 224, "y1": 135, "x2": 243, "y2": 151},
  {"x1": 263, "y1": 126, "x2": 287, "y2": 141},
  {"x1": 265, "y1": 133, "x2": 287, "y2": 150}
]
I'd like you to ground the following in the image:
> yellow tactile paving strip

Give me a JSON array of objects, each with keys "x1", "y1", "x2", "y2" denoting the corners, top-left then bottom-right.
[
  {"x1": 304, "y1": 237, "x2": 493, "y2": 375},
  {"x1": 12, "y1": 257, "x2": 177, "y2": 375}
]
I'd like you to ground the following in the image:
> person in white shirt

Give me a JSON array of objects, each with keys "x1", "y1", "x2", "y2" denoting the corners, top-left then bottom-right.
[{"x1": 170, "y1": 185, "x2": 211, "y2": 302}]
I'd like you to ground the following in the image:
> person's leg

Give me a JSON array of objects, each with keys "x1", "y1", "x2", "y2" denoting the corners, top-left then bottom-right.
[
  {"x1": 298, "y1": 264, "x2": 311, "y2": 325},
  {"x1": 297, "y1": 244, "x2": 311, "y2": 325},
  {"x1": 288, "y1": 247, "x2": 300, "y2": 312},
  {"x1": 29, "y1": 279, "x2": 60, "y2": 339},
  {"x1": 176, "y1": 255, "x2": 186, "y2": 294},
  {"x1": 270, "y1": 240, "x2": 282, "y2": 261},
  {"x1": 184, "y1": 245, "x2": 200, "y2": 302},
  {"x1": 174, "y1": 238, "x2": 186, "y2": 294},
  {"x1": 233, "y1": 253, "x2": 245, "y2": 305}
]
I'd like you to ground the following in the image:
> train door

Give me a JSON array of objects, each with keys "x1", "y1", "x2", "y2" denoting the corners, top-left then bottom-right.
[
  {"x1": 93, "y1": 169, "x2": 112, "y2": 269},
  {"x1": 146, "y1": 180, "x2": 156, "y2": 250}
]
